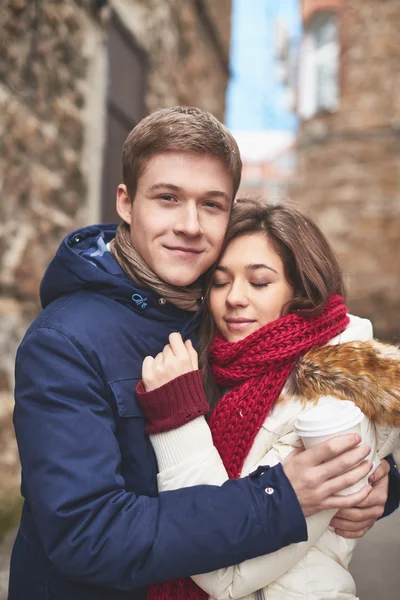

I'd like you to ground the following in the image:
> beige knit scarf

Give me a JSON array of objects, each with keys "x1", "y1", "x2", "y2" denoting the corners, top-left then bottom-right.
[{"x1": 109, "y1": 223, "x2": 202, "y2": 311}]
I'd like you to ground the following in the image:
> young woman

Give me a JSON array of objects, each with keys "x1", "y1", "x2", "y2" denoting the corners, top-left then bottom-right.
[{"x1": 136, "y1": 199, "x2": 400, "y2": 600}]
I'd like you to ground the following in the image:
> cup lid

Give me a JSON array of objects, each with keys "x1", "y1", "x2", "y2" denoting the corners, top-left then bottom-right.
[{"x1": 294, "y1": 399, "x2": 364, "y2": 438}]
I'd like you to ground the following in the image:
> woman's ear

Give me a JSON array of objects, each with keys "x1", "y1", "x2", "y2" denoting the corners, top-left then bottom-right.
[{"x1": 116, "y1": 184, "x2": 132, "y2": 225}]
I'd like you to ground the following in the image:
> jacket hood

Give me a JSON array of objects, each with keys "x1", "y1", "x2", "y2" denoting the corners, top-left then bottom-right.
[
  {"x1": 40, "y1": 224, "x2": 201, "y2": 330},
  {"x1": 41, "y1": 224, "x2": 121, "y2": 306}
]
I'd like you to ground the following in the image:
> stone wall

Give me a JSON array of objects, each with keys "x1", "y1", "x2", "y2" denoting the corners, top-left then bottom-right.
[
  {"x1": 0, "y1": 0, "x2": 232, "y2": 525},
  {"x1": 112, "y1": 0, "x2": 231, "y2": 119},
  {"x1": 0, "y1": 1, "x2": 92, "y2": 451},
  {"x1": 295, "y1": 0, "x2": 400, "y2": 340}
]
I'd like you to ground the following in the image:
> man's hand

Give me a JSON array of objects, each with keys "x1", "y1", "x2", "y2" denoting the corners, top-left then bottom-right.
[
  {"x1": 142, "y1": 333, "x2": 198, "y2": 392},
  {"x1": 330, "y1": 458, "x2": 390, "y2": 538},
  {"x1": 283, "y1": 435, "x2": 373, "y2": 518}
]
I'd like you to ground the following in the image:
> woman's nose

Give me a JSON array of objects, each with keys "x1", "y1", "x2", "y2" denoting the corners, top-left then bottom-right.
[{"x1": 226, "y1": 283, "x2": 249, "y2": 307}]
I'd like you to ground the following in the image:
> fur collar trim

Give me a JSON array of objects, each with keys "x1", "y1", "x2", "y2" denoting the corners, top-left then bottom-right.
[{"x1": 285, "y1": 340, "x2": 400, "y2": 426}]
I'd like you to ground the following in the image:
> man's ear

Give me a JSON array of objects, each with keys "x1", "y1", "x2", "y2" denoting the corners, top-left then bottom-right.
[{"x1": 116, "y1": 184, "x2": 132, "y2": 225}]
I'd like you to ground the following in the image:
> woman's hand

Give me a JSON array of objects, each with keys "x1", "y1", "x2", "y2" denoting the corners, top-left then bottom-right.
[
  {"x1": 329, "y1": 458, "x2": 390, "y2": 538},
  {"x1": 142, "y1": 332, "x2": 198, "y2": 392},
  {"x1": 136, "y1": 334, "x2": 208, "y2": 433}
]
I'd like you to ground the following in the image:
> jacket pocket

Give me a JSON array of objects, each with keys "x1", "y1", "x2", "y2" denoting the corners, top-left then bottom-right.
[
  {"x1": 110, "y1": 378, "x2": 144, "y2": 418},
  {"x1": 109, "y1": 378, "x2": 158, "y2": 496}
]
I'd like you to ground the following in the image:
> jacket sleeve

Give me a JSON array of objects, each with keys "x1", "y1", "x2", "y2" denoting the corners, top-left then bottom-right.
[
  {"x1": 152, "y1": 419, "x2": 339, "y2": 599},
  {"x1": 373, "y1": 422, "x2": 400, "y2": 518},
  {"x1": 14, "y1": 326, "x2": 307, "y2": 591},
  {"x1": 381, "y1": 454, "x2": 400, "y2": 518}
]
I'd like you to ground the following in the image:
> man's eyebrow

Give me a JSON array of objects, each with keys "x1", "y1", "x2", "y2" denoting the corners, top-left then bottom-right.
[
  {"x1": 203, "y1": 190, "x2": 231, "y2": 202},
  {"x1": 246, "y1": 263, "x2": 278, "y2": 274},
  {"x1": 150, "y1": 183, "x2": 182, "y2": 192}
]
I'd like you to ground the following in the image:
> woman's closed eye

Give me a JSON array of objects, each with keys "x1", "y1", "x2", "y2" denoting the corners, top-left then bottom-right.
[
  {"x1": 211, "y1": 281, "x2": 270, "y2": 289},
  {"x1": 211, "y1": 280, "x2": 230, "y2": 288},
  {"x1": 251, "y1": 282, "x2": 270, "y2": 288}
]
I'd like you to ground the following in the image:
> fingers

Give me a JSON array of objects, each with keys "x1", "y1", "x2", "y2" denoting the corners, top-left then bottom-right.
[
  {"x1": 142, "y1": 355, "x2": 154, "y2": 379},
  {"x1": 333, "y1": 527, "x2": 371, "y2": 539},
  {"x1": 323, "y1": 458, "x2": 372, "y2": 497},
  {"x1": 368, "y1": 458, "x2": 390, "y2": 485},
  {"x1": 331, "y1": 515, "x2": 374, "y2": 532},
  {"x1": 162, "y1": 344, "x2": 174, "y2": 362},
  {"x1": 328, "y1": 472, "x2": 387, "y2": 538},
  {"x1": 315, "y1": 443, "x2": 371, "y2": 482},
  {"x1": 142, "y1": 355, "x2": 157, "y2": 391},
  {"x1": 304, "y1": 433, "x2": 364, "y2": 467},
  {"x1": 330, "y1": 471, "x2": 388, "y2": 514},
  {"x1": 144, "y1": 351, "x2": 163, "y2": 392},
  {"x1": 141, "y1": 335, "x2": 198, "y2": 393},
  {"x1": 330, "y1": 480, "x2": 387, "y2": 538},
  {"x1": 168, "y1": 332, "x2": 188, "y2": 358},
  {"x1": 332, "y1": 507, "x2": 367, "y2": 521},
  {"x1": 168, "y1": 333, "x2": 198, "y2": 370},
  {"x1": 153, "y1": 351, "x2": 164, "y2": 370},
  {"x1": 331, "y1": 505, "x2": 383, "y2": 529},
  {"x1": 356, "y1": 475, "x2": 388, "y2": 508},
  {"x1": 185, "y1": 339, "x2": 199, "y2": 370},
  {"x1": 333, "y1": 504, "x2": 383, "y2": 522},
  {"x1": 321, "y1": 484, "x2": 372, "y2": 511}
]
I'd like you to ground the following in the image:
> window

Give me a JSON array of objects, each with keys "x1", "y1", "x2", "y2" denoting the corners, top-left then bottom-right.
[
  {"x1": 298, "y1": 12, "x2": 339, "y2": 119},
  {"x1": 101, "y1": 13, "x2": 147, "y2": 223}
]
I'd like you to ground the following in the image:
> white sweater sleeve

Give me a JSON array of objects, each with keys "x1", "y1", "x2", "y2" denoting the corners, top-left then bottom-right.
[{"x1": 150, "y1": 418, "x2": 338, "y2": 600}]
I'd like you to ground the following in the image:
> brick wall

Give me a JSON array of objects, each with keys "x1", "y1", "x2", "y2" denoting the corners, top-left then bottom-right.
[{"x1": 295, "y1": 0, "x2": 400, "y2": 340}]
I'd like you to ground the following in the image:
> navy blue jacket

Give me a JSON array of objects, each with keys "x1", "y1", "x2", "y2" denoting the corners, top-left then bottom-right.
[{"x1": 9, "y1": 225, "x2": 309, "y2": 600}]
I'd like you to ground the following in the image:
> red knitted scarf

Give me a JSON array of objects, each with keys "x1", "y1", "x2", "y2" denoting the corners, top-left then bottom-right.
[{"x1": 148, "y1": 295, "x2": 349, "y2": 600}]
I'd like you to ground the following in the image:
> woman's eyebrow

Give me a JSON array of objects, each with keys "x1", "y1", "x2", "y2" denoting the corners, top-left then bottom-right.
[
  {"x1": 215, "y1": 264, "x2": 279, "y2": 275},
  {"x1": 245, "y1": 264, "x2": 278, "y2": 274}
]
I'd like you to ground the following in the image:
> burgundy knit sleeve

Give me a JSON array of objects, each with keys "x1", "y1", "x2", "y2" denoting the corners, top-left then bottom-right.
[{"x1": 135, "y1": 370, "x2": 209, "y2": 434}]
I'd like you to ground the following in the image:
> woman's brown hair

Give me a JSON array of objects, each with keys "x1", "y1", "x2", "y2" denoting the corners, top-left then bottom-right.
[{"x1": 199, "y1": 197, "x2": 346, "y2": 409}]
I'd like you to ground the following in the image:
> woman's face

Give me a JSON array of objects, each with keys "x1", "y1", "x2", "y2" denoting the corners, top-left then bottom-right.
[{"x1": 209, "y1": 232, "x2": 293, "y2": 342}]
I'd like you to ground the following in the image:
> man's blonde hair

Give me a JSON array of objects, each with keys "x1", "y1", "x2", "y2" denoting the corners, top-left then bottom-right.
[{"x1": 122, "y1": 106, "x2": 242, "y2": 200}]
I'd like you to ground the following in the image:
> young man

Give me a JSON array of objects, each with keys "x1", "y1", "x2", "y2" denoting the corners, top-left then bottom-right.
[{"x1": 9, "y1": 107, "x2": 399, "y2": 600}]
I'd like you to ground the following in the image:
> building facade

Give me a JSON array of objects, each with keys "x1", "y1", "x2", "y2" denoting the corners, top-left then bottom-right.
[
  {"x1": 235, "y1": 132, "x2": 296, "y2": 200},
  {"x1": 294, "y1": 0, "x2": 400, "y2": 340},
  {"x1": 0, "y1": 0, "x2": 232, "y2": 518}
]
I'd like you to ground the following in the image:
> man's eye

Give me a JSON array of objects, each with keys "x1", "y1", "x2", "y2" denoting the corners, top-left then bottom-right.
[
  {"x1": 160, "y1": 195, "x2": 176, "y2": 202},
  {"x1": 204, "y1": 201, "x2": 221, "y2": 209}
]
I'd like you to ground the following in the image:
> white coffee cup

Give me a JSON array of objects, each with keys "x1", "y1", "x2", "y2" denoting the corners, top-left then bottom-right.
[{"x1": 294, "y1": 398, "x2": 368, "y2": 495}]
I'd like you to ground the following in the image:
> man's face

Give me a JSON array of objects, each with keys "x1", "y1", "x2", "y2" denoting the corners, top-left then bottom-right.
[{"x1": 116, "y1": 152, "x2": 234, "y2": 286}]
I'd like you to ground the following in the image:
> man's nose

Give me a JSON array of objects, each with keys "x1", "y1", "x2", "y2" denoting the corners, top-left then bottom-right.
[{"x1": 173, "y1": 205, "x2": 202, "y2": 237}]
